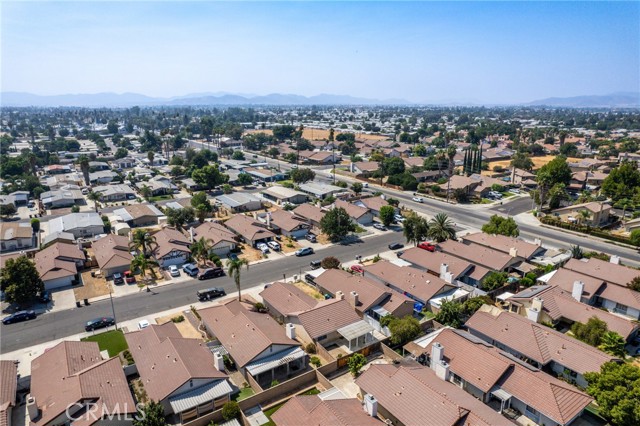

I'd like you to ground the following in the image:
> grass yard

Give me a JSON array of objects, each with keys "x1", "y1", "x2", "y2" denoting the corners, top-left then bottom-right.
[
  {"x1": 81, "y1": 330, "x2": 128, "y2": 357},
  {"x1": 147, "y1": 195, "x2": 173, "y2": 202},
  {"x1": 233, "y1": 387, "x2": 255, "y2": 402},
  {"x1": 300, "y1": 388, "x2": 321, "y2": 396},
  {"x1": 263, "y1": 402, "x2": 286, "y2": 426}
]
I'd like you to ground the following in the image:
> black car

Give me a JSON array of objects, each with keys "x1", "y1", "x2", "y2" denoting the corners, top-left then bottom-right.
[
  {"x1": 396, "y1": 250, "x2": 405, "y2": 258},
  {"x1": 388, "y1": 242, "x2": 404, "y2": 250},
  {"x1": 39, "y1": 291, "x2": 51, "y2": 303},
  {"x1": 2, "y1": 310, "x2": 36, "y2": 325},
  {"x1": 113, "y1": 273, "x2": 124, "y2": 285},
  {"x1": 197, "y1": 287, "x2": 226, "y2": 301},
  {"x1": 85, "y1": 317, "x2": 115, "y2": 332},
  {"x1": 198, "y1": 267, "x2": 224, "y2": 280}
]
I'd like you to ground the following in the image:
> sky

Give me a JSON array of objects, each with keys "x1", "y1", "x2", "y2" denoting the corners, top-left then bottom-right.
[{"x1": 1, "y1": 1, "x2": 639, "y2": 104}]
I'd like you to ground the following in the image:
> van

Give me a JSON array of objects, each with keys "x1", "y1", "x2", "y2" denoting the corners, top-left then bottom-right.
[{"x1": 197, "y1": 287, "x2": 226, "y2": 301}]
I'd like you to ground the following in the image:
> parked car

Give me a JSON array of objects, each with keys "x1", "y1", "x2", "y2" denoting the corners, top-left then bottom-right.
[
  {"x1": 388, "y1": 242, "x2": 404, "y2": 250},
  {"x1": 304, "y1": 273, "x2": 316, "y2": 284},
  {"x1": 124, "y1": 270, "x2": 136, "y2": 283},
  {"x1": 2, "y1": 310, "x2": 36, "y2": 325},
  {"x1": 228, "y1": 253, "x2": 238, "y2": 261},
  {"x1": 113, "y1": 273, "x2": 124, "y2": 285},
  {"x1": 394, "y1": 214, "x2": 406, "y2": 223},
  {"x1": 373, "y1": 223, "x2": 387, "y2": 231},
  {"x1": 257, "y1": 243, "x2": 270, "y2": 254},
  {"x1": 197, "y1": 287, "x2": 226, "y2": 301},
  {"x1": 509, "y1": 188, "x2": 521, "y2": 194},
  {"x1": 138, "y1": 319, "x2": 150, "y2": 329},
  {"x1": 396, "y1": 250, "x2": 405, "y2": 258},
  {"x1": 198, "y1": 267, "x2": 224, "y2": 280},
  {"x1": 39, "y1": 290, "x2": 51, "y2": 303},
  {"x1": 295, "y1": 247, "x2": 314, "y2": 257},
  {"x1": 267, "y1": 241, "x2": 281, "y2": 251},
  {"x1": 417, "y1": 242, "x2": 437, "y2": 252},
  {"x1": 412, "y1": 196, "x2": 424, "y2": 203},
  {"x1": 305, "y1": 233, "x2": 317, "y2": 243},
  {"x1": 310, "y1": 260, "x2": 322, "y2": 269},
  {"x1": 183, "y1": 263, "x2": 199, "y2": 277},
  {"x1": 169, "y1": 265, "x2": 180, "y2": 277},
  {"x1": 350, "y1": 264, "x2": 364, "y2": 274},
  {"x1": 85, "y1": 317, "x2": 115, "y2": 332}
]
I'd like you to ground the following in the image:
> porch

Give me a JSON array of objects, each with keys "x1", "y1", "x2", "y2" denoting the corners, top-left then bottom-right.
[{"x1": 246, "y1": 346, "x2": 308, "y2": 389}]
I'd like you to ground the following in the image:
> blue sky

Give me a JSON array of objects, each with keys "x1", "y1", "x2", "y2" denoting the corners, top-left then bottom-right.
[{"x1": 2, "y1": 1, "x2": 639, "y2": 104}]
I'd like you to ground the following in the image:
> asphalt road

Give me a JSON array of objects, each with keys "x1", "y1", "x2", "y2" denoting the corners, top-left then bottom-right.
[{"x1": 0, "y1": 230, "x2": 403, "y2": 353}]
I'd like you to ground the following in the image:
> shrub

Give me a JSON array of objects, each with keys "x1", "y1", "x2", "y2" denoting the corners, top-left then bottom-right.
[
  {"x1": 321, "y1": 256, "x2": 341, "y2": 269},
  {"x1": 305, "y1": 342, "x2": 317, "y2": 354},
  {"x1": 431, "y1": 184, "x2": 441, "y2": 193},
  {"x1": 348, "y1": 353, "x2": 367, "y2": 376},
  {"x1": 221, "y1": 401, "x2": 240, "y2": 421},
  {"x1": 190, "y1": 305, "x2": 201, "y2": 320},
  {"x1": 122, "y1": 349, "x2": 134, "y2": 365},
  {"x1": 171, "y1": 315, "x2": 185, "y2": 323},
  {"x1": 310, "y1": 356, "x2": 321, "y2": 367},
  {"x1": 270, "y1": 380, "x2": 280, "y2": 388}
]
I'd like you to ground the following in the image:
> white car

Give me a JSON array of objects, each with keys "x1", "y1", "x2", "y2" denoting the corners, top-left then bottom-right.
[
  {"x1": 412, "y1": 196, "x2": 424, "y2": 203},
  {"x1": 257, "y1": 243, "x2": 270, "y2": 254},
  {"x1": 394, "y1": 214, "x2": 406, "y2": 223},
  {"x1": 138, "y1": 320, "x2": 150, "y2": 329},
  {"x1": 373, "y1": 223, "x2": 387, "y2": 231},
  {"x1": 169, "y1": 265, "x2": 180, "y2": 277},
  {"x1": 267, "y1": 241, "x2": 281, "y2": 251}
]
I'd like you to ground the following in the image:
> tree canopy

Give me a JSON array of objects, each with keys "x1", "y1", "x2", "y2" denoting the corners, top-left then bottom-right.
[
  {"x1": 133, "y1": 401, "x2": 166, "y2": 426},
  {"x1": 387, "y1": 316, "x2": 422, "y2": 346},
  {"x1": 481, "y1": 214, "x2": 519, "y2": 237},
  {"x1": 320, "y1": 207, "x2": 356, "y2": 242},
  {"x1": 192, "y1": 165, "x2": 228, "y2": 189},
  {"x1": 379, "y1": 205, "x2": 396, "y2": 227},
  {"x1": 584, "y1": 362, "x2": 640, "y2": 426},
  {"x1": 0, "y1": 256, "x2": 44, "y2": 304},
  {"x1": 571, "y1": 316, "x2": 608, "y2": 347},
  {"x1": 290, "y1": 168, "x2": 316, "y2": 184},
  {"x1": 602, "y1": 161, "x2": 640, "y2": 203},
  {"x1": 480, "y1": 271, "x2": 508, "y2": 291},
  {"x1": 402, "y1": 212, "x2": 429, "y2": 246}
]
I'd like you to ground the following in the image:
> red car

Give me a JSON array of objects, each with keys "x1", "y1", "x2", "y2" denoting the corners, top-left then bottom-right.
[
  {"x1": 350, "y1": 264, "x2": 364, "y2": 274},
  {"x1": 124, "y1": 270, "x2": 136, "y2": 284},
  {"x1": 417, "y1": 242, "x2": 436, "y2": 252}
]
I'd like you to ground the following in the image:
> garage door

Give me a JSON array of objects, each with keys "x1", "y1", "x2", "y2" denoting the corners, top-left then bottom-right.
[{"x1": 45, "y1": 276, "x2": 74, "y2": 290}]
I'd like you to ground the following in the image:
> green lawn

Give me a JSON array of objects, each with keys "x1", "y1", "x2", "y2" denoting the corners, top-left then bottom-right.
[
  {"x1": 263, "y1": 402, "x2": 286, "y2": 426},
  {"x1": 300, "y1": 388, "x2": 320, "y2": 396},
  {"x1": 81, "y1": 330, "x2": 128, "y2": 357},
  {"x1": 233, "y1": 387, "x2": 255, "y2": 402},
  {"x1": 147, "y1": 194, "x2": 173, "y2": 202}
]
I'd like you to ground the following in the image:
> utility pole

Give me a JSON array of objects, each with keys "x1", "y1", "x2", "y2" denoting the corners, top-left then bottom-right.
[{"x1": 109, "y1": 283, "x2": 118, "y2": 330}]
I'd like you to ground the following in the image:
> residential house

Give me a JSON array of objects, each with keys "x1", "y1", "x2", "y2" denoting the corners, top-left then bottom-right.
[
  {"x1": 551, "y1": 202, "x2": 611, "y2": 227},
  {"x1": 243, "y1": 167, "x2": 286, "y2": 183},
  {"x1": 89, "y1": 170, "x2": 116, "y2": 184},
  {"x1": 353, "y1": 197, "x2": 397, "y2": 218},
  {"x1": 356, "y1": 364, "x2": 512, "y2": 426},
  {"x1": 125, "y1": 323, "x2": 232, "y2": 421},
  {"x1": 461, "y1": 233, "x2": 546, "y2": 262},
  {"x1": 351, "y1": 161, "x2": 379, "y2": 176},
  {"x1": 438, "y1": 240, "x2": 524, "y2": 276},
  {"x1": 624, "y1": 217, "x2": 640, "y2": 233},
  {"x1": 199, "y1": 300, "x2": 304, "y2": 388},
  {"x1": 298, "y1": 151, "x2": 338, "y2": 165},
  {"x1": 261, "y1": 186, "x2": 307, "y2": 205},
  {"x1": 404, "y1": 328, "x2": 592, "y2": 426},
  {"x1": 412, "y1": 170, "x2": 444, "y2": 183},
  {"x1": 93, "y1": 184, "x2": 137, "y2": 202},
  {"x1": 272, "y1": 396, "x2": 381, "y2": 426},
  {"x1": 192, "y1": 222, "x2": 237, "y2": 256},
  {"x1": 398, "y1": 247, "x2": 492, "y2": 287},
  {"x1": 403, "y1": 157, "x2": 425, "y2": 169},
  {"x1": 143, "y1": 176, "x2": 178, "y2": 196},
  {"x1": 292, "y1": 204, "x2": 326, "y2": 230},
  {"x1": 34, "y1": 243, "x2": 85, "y2": 290},
  {"x1": 39, "y1": 188, "x2": 84, "y2": 209},
  {"x1": 29, "y1": 341, "x2": 136, "y2": 426},
  {"x1": 466, "y1": 306, "x2": 618, "y2": 388},
  {"x1": 0, "y1": 360, "x2": 17, "y2": 426},
  {"x1": 259, "y1": 210, "x2": 311, "y2": 239},
  {"x1": 44, "y1": 164, "x2": 72, "y2": 175},
  {"x1": 259, "y1": 282, "x2": 318, "y2": 322},
  {"x1": 92, "y1": 234, "x2": 133, "y2": 278},
  {"x1": 89, "y1": 161, "x2": 110, "y2": 171},
  {"x1": 298, "y1": 182, "x2": 345, "y2": 200},
  {"x1": 468, "y1": 174, "x2": 510, "y2": 198},
  {"x1": 180, "y1": 178, "x2": 201, "y2": 192},
  {"x1": 223, "y1": 214, "x2": 275, "y2": 247},
  {"x1": 152, "y1": 228, "x2": 191, "y2": 268},
  {"x1": 113, "y1": 204, "x2": 164, "y2": 227},
  {"x1": 48, "y1": 213, "x2": 104, "y2": 239},
  {"x1": 0, "y1": 222, "x2": 34, "y2": 253},
  {"x1": 215, "y1": 193, "x2": 263, "y2": 213},
  {"x1": 111, "y1": 157, "x2": 136, "y2": 170},
  {"x1": 333, "y1": 199, "x2": 374, "y2": 225},
  {"x1": 439, "y1": 175, "x2": 481, "y2": 196}
]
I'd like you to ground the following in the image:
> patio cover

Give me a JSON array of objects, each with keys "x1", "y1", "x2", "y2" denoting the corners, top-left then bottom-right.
[
  {"x1": 497, "y1": 292, "x2": 514, "y2": 301},
  {"x1": 371, "y1": 306, "x2": 390, "y2": 317},
  {"x1": 245, "y1": 346, "x2": 305, "y2": 376},
  {"x1": 169, "y1": 379, "x2": 233, "y2": 413},
  {"x1": 491, "y1": 388, "x2": 513, "y2": 401},
  {"x1": 337, "y1": 320, "x2": 374, "y2": 341},
  {"x1": 513, "y1": 261, "x2": 537, "y2": 274}
]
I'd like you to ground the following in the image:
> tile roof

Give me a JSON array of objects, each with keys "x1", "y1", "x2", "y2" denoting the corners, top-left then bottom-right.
[
  {"x1": 152, "y1": 228, "x2": 191, "y2": 259},
  {"x1": 259, "y1": 282, "x2": 318, "y2": 317},
  {"x1": 271, "y1": 396, "x2": 380, "y2": 426},
  {"x1": 118, "y1": 204, "x2": 164, "y2": 220},
  {"x1": 564, "y1": 258, "x2": 640, "y2": 287},
  {"x1": 267, "y1": 209, "x2": 309, "y2": 232},
  {"x1": 356, "y1": 365, "x2": 512, "y2": 426},
  {"x1": 293, "y1": 203, "x2": 326, "y2": 223},
  {"x1": 461, "y1": 233, "x2": 542, "y2": 259},
  {"x1": 0, "y1": 222, "x2": 32, "y2": 241},
  {"x1": 125, "y1": 323, "x2": 227, "y2": 402},
  {"x1": 199, "y1": 300, "x2": 299, "y2": 368},
  {"x1": 92, "y1": 234, "x2": 133, "y2": 270},
  {"x1": 466, "y1": 309, "x2": 616, "y2": 375},
  {"x1": 438, "y1": 240, "x2": 517, "y2": 271},
  {"x1": 0, "y1": 360, "x2": 17, "y2": 426},
  {"x1": 224, "y1": 214, "x2": 276, "y2": 242},
  {"x1": 365, "y1": 261, "x2": 452, "y2": 302},
  {"x1": 193, "y1": 222, "x2": 237, "y2": 247},
  {"x1": 295, "y1": 299, "x2": 362, "y2": 339},
  {"x1": 552, "y1": 202, "x2": 611, "y2": 215},
  {"x1": 353, "y1": 161, "x2": 380, "y2": 172},
  {"x1": 399, "y1": 247, "x2": 478, "y2": 279},
  {"x1": 545, "y1": 268, "x2": 604, "y2": 300},
  {"x1": 30, "y1": 341, "x2": 135, "y2": 426}
]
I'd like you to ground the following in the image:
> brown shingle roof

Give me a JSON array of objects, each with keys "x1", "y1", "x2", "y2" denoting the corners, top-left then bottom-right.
[
  {"x1": 0, "y1": 222, "x2": 32, "y2": 241},
  {"x1": 564, "y1": 258, "x2": 640, "y2": 287},
  {"x1": 37, "y1": 242, "x2": 85, "y2": 262},
  {"x1": 466, "y1": 309, "x2": 616, "y2": 375},
  {"x1": 92, "y1": 234, "x2": 133, "y2": 270},
  {"x1": 462, "y1": 233, "x2": 542, "y2": 259},
  {"x1": 334, "y1": 200, "x2": 370, "y2": 220},
  {"x1": 272, "y1": 396, "x2": 380, "y2": 426},
  {"x1": 199, "y1": 300, "x2": 299, "y2": 368},
  {"x1": 546, "y1": 268, "x2": 604, "y2": 299},
  {"x1": 259, "y1": 282, "x2": 318, "y2": 317},
  {"x1": 438, "y1": 240, "x2": 517, "y2": 271},
  {"x1": 125, "y1": 323, "x2": 227, "y2": 402},
  {"x1": 365, "y1": 261, "x2": 452, "y2": 303},
  {"x1": 224, "y1": 214, "x2": 276, "y2": 243},
  {"x1": 293, "y1": 203, "x2": 326, "y2": 224},
  {"x1": 34, "y1": 242, "x2": 83, "y2": 281},
  {"x1": 399, "y1": 247, "x2": 479, "y2": 279},
  {"x1": 353, "y1": 161, "x2": 380, "y2": 173},
  {"x1": 152, "y1": 228, "x2": 191, "y2": 259},
  {"x1": 355, "y1": 196, "x2": 389, "y2": 213},
  {"x1": 267, "y1": 209, "x2": 309, "y2": 233},
  {"x1": 193, "y1": 222, "x2": 237, "y2": 246},
  {"x1": 295, "y1": 300, "x2": 362, "y2": 339}
]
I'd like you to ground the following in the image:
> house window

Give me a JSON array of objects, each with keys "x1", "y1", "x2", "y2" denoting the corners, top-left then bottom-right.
[
  {"x1": 450, "y1": 373, "x2": 463, "y2": 386},
  {"x1": 614, "y1": 303, "x2": 628, "y2": 315},
  {"x1": 317, "y1": 335, "x2": 327, "y2": 341},
  {"x1": 525, "y1": 405, "x2": 540, "y2": 423}
]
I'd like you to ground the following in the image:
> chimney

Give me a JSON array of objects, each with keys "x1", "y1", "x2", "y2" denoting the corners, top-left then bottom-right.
[
  {"x1": 509, "y1": 247, "x2": 518, "y2": 258},
  {"x1": 349, "y1": 291, "x2": 359, "y2": 307},
  {"x1": 439, "y1": 263, "x2": 449, "y2": 279},
  {"x1": 431, "y1": 342, "x2": 444, "y2": 371},
  {"x1": 527, "y1": 297, "x2": 543, "y2": 323},
  {"x1": 213, "y1": 352, "x2": 225, "y2": 372},
  {"x1": 610, "y1": 255, "x2": 620, "y2": 265},
  {"x1": 27, "y1": 395, "x2": 39, "y2": 421},
  {"x1": 434, "y1": 360, "x2": 450, "y2": 381},
  {"x1": 336, "y1": 290, "x2": 345, "y2": 301},
  {"x1": 189, "y1": 227, "x2": 194, "y2": 243},
  {"x1": 363, "y1": 394, "x2": 378, "y2": 417},
  {"x1": 266, "y1": 213, "x2": 271, "y2": 228},
  {"x1": 285, "y1": 323, "x2": 296, "y2": 340},
  {"x1": 572, "y1": 281, "x2": 584, "y2": 302},
  {"x1": 534, "y1": 238, "x2": 542, "y2": 247}
]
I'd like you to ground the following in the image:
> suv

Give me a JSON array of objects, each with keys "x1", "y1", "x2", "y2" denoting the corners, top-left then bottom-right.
[
  {"x1": 198, "y1": 267, "x2": 224, "y2": 280},
  {"x1": 305, "y1": 233, "x2": 317, "y2": 243},
  {"x1": 267, "y1": 241, "x2": 281, "y2": 251},
  {"x1": 85, "y1": 317, "x2": 115, "y2": 332},
  {"x1": 113, "y1": 273, "x2": 124, "y2": 285},
  {"x1": 124, "y1": 270, "x2": 136, "y2": 283},
  {"x1": 197, "y1": 287, "x2": 226, "y2": 301},
  {"x1": 257, "y1": 242, "x2": 270, "y2": 254},
  {"x1": 183, "y1": 263, "x2": 199, "y2": 277},
  {"x1": 309, "y1": 260, "x2": 321, "y2": 269},
  {"x1": 295, "y1": 247, "x2": 314, "y2": 257}
]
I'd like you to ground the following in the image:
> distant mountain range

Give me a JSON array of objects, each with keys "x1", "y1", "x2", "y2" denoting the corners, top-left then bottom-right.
[{"x1": 1, "y1": 91, "x2": 638, "y2": 108}]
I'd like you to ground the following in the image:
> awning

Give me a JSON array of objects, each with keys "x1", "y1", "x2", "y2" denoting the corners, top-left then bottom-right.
[
  {"x1": 337, "y1": 320, "x2": 374, "y2": 341},
  {"x1": 371, "y1": 306, "x2": 390, "y2": 317},
  {"x1": 169, "y1": 380, "x2": 233, "y2": 413},
  {"x1": 491, "y1": 388, "x2": 513, "y2": 401},
  {"x1": 497, "y1": 292, "x2": 514, "y2": 301},
  {"x1": 513, "y1": 261, "x2": 536, "y2": 274},
  {"x1": 245, "y1": 346, "x2": 306, "y2": 376}
]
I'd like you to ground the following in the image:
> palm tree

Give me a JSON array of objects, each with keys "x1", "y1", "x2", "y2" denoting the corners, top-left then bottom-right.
[
  {"x1": 446, "y1": 145, "x2": 457, "y2": 177},
  {"x1": 129, "y1": 229, "x2": 157, "y2": 257},
  {"x1": 427, "y1": 213, "x2": 456, "y2": 243},
  {"x1": 87, "y1": 191, "x2": 101, "y2": 213},
  {"x1": 147, "y1": 150, "x2": 155, "y2": 166},
  {"x1": 130, "y1": 253, "x2": 159, "y2": 292},
  {"x1": 578, "y1": 210, "x2": 591, "y2": 226},
  {"x1": 191, "y1": 237, "x2": 214, "y2": 266},
  {"x1": 78, "y1": 155, "x2": 90, "y2": 186},
  {"x1": 598, "y1": 331, "x2": 626, "y2": 358},
  {"x1": 227, "y1": 257, "x2": 249, "y2": 301},
  {"x1": 570, "y1": 245, "x2": 584, "y2": 259}
]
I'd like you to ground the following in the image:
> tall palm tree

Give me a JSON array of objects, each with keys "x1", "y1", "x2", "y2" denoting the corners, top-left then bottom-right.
[
  {"x1": 227, "y1": 257, "x2": 249, "y2": 301},
  {"x1": 427, "y1": 213, "x2": 456, "y2": 243},
  {"x1": 129, "y1": 229, "x2": 157, "y2": 257},
  {"x1": 191, "y1": 237, "x2": 214, "y2": 266},
  {"x1": 78, "y1": 155, "x2": 90, "y2": 186},
  {"x1": 446, "y1": 144, "x2": 457, "y2": 177},
  {"x1": 87, "y1": 191, "x2": 101, "y2": 213},
  {"x1": 578, "y1": 210, "x2": 591, "y2": 226},
  {"x1": 130, "y1": 253, "x2": 159, "y2": 292}
]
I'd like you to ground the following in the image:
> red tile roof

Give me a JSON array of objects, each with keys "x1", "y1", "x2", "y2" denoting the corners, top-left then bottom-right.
[
  {"x1": 564, "y1": 258, "x2": 640, "y2": 287},
  {"x1": 272, "y1": 396, "x2": 380, "y2": 426}
]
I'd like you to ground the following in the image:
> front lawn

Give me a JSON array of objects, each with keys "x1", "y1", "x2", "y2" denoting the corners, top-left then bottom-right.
[
  {"x1": 81, "y1": 330, "x2": 128, "y2": 357},
  {"x1": 233, "y1": 387, "x2": 255, "y2": 401},
  {"x1": 147, "y1": 194, "x2": 173, "y2": 202}
]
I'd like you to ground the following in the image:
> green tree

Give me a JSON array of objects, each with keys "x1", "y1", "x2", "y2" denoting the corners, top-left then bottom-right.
[
  {"x1": 351, "y1": 182, "x2": 363, "y2": 195},
  {"x1": 602, "y1": 162, "x2": 640, "y2": 203},
  {"x1": 402, "y1": 212, "x2": 429, "y2": 246},
  {"x1": 481, "y1": 214, "x2": 519, "y2": 237},
  {"x1": 227, "y1": 257, "x2": 249, "y2": 301},
  {"x1": 129, "y1": 229, "x2": 158, "y2": 257},
  {"x1": 584, "y1": 362, "x2": 640, "y2": 426},
  {"x1": 222, "y1": 184, "x2": 233, "y2": 194},
  {"x1": 480, "y1": 271, "x2": 508, "y2": 291},
  {"x1": 114, "y1": 147, "x2": 128, "y2": 159},
  {"x1": 133, "y1": 401, "x2": 166, "y2": 426},
  {"x1": 222, "y1": 401, "x2": 241, "y2": 421},
  {"x1": 347, "y1": 353, "x2": 367, "y2": 376},
  {"x1": 191, "y1": 237, "x2": 214, "y2": 266},
  {"x1": 107, "y1": 120, "x2": 119, "y2": 134},
  {"x1": 30, "y1": 218, "x2": 40, "y2": 233},
  {"x1": 192, "y1": 165, "x2": 228, "y2": 190},
  {"x1": 78, "y1": 155, "x2": 90, "y2": 186},
  {"x1": 570, "y1": 245, "x2": 584, "y2": 260},
  {"x1": 320, "y1": 207, "x2": 356, "y2": 242},
  {"x1": 598, "y1": 331, "x2": 627, "y2": 358},
  {"x1": 237, "y1": 173, "x2": 253, "y2": 186},
  {"x1": 267, "y1": 147, "x2": 280, "y2": 158},
  {"x1": 131, "y1": 253, "x2": 159, "y2": 291},
  {"x1": 388, "y1": 316, "x2": 421, "y2": 346},
  {"x1": 628, "y1": 276, "x2": 640, "y2": 292},
  {"x1": 0, "y1": 257, "x2": 44, "y2": 304},
  {"x1": 461, "y1": 296, "x2": 491, "y2": 316},
  {"x1": 382, "y1": 157, "x2": 405, "y2": 176},
  {"x1": 321, "y1": 256, "x2": 341, "y2": 269},
  {"x1": 427, "y1": 213, "x2": 456, "y2": 242},
  {"x1": 191, "y1": 192, "x2": 212, "y2": 223},
  {"x1": 571, "y1": 316, "x2": 608, "y2": 347},
  {"x1": 231, "y1": 151, "x2": 245, "y2": 161},
  {"x1": 510, "y1": 151, "x2": 534, "y2": 171},
  {"x1": 434, "y1": 299, "x2": 463, "y2": 328},
  {"x1": 290, "y1": 168, "x2": 316, "y2": 184},
  {"x1": 0, "y1": 203, "x2": 17, "y2": 218},
  {"x1": 536, "y1": 156, "x2": 572, "y2": 210},
  {"x1": 87, "y1": 191, "x2": 101, "y2": 213},
  {"x1": 165, "y1": 207, "x2": 195, "y2": 230},
  {"x1": 379, "y1": 205, "x2": 396, "y2": 227}
]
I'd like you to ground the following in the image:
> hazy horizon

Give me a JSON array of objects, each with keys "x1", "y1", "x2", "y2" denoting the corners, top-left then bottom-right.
[{"x1": 2, "y1": 1, "x2": 639, "y2": 104}]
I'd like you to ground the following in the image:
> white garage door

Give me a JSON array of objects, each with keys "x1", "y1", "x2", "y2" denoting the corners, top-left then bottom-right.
[{"x1": 45, "y1": 276, "x2": 74, "y2": 290}]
